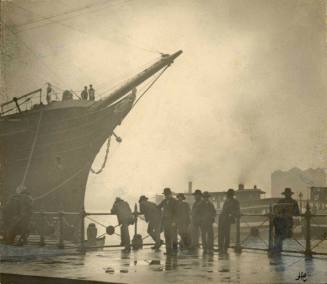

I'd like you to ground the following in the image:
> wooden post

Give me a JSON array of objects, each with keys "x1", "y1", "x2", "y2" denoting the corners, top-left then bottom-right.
[
  {"x1": 80, "y1": 207, "x2": 85, "y2": 253},
  {"x1": 268, "y1": 203, "x2": 274, "y2": 255},
  {"x1": 234, "y1": 214, "x2": 242, "y2": 253},
  {"x1": 304, "y1": 202, "x2": 312, "y2": 258},
  {"x1": 57, "y1": 212, "x2": 64, "y2": 249},
  {"x1": 39, "y1": 211, "x2": 45, "y2": 247}
]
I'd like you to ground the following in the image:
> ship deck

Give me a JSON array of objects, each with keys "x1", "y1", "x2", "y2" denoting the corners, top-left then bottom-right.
[{"x1": 1, "y1": 247, "x2": 327, "y2": 283}]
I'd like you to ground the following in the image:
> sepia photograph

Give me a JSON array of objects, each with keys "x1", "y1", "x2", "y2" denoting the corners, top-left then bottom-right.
[{"x1": 0, "y1": 0, "x2": 327, "y2": 283}]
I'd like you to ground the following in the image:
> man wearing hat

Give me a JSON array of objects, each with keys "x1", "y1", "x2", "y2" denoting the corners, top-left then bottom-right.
[
  {"x1": 273, "y1": 187, "x2": 300, "y2": 254},
  {"x1": 3, "y1": 184, "x2": 33, "y2": 245},
  {"x1": 191, "y1": 189, "x2": 204, "y2": 249},
  {"x1": 200, "y1": 191, "x2": 216, "y2": 254},
  {"x1": 139, "y1": 195, "x2": 162, "y2": 250},
  {"x1": 158, "y1": 187, "x2": 178, "y2": 255},
  {"x1": 111, "y1": 197, "x2": 134, "y2": 252},
  {"x1": 218, "y1": 189, "x2": 240, "y2": 254},
  {"x1": 176, "y1": 193, "x2": 191, "y2": 249}
]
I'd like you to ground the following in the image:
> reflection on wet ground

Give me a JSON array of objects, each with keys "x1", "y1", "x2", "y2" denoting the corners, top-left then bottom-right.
[{"x1": 1, "y1": 248, "x2": 327, "y2": 283}]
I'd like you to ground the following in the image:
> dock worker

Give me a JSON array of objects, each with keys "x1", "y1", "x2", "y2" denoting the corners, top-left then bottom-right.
[
  {"x1": 200, "y1": 191, "x2": 216, "y2": 254},
  {"x1": 3, "y1": 185, "x2": 33, "y2": 245},
  {"x1": 139, "y1": 195, "x2": 162, "y2": 250},
  {"x1": 218, "y1": 189, "x2": 240, "y2": 254},
  {"x1": 80, "y1": 86, "x2": 88, "y2": 100},
  {"x1": 273, "y1": 187, "x2": 300, "y2": 255},
  {"x1": 158, "y1": 187, "x2": 178, "y2": 255},
  {"x1": 111, "y1": 197, "x2": 134, "y2": 252},
  {"x1": 191, "y1": 189, "x2": 203, "y2": 250},
  {"x1": 88, "y1": 84, "x2": 95, "y2": 101},
  {"x1": 176, "y1": 193, "x2": 191, "y2": 250}
]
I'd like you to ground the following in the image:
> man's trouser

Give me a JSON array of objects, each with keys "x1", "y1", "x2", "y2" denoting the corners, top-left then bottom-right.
[
  {"x1": 218, "y1": 215, "x2": 231, "y2": 253},
  {"x1": 120, "y1": 223, "x2": 130, "y2": 249},
  {"x1": 201, "y1": 223, "x2": 214, "y2": 251},
  {"x1": 163, "y1": 221, "x2": 177, "y2": 254},
  {"x1": 148, "y1": 221, "x2": 161, "y2": 247},
  {"x1": 191, "y1": 222, "x2": 201, "y2": 248},
  {"x1": 178, "y1": 223, "x2": 191, "y2": 249}
]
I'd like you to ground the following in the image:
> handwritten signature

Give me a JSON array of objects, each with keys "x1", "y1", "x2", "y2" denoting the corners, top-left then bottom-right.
[{"x1": 295, "y1": 272, "x2": 309, "y2": 282}]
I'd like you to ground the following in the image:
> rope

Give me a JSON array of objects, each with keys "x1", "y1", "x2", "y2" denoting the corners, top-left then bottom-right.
[
  {"x1": 90, "y1": 137, "x2": 111, "y2": 174},
  {"x1": 33, "y1": 163, "x2": 89, "y2": 201},
  {"x1": 21, "y1": 110, "x2": 43, "y2": 186},
  {"x1": 86, "y1": 216, "x2": 108, "y2": 228}
]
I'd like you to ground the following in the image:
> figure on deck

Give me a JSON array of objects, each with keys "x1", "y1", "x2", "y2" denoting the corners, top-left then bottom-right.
[
  {"x1": 218, "y1": 189, "x2": 240, "y2": 254},
  {"x1": 46, "y1": 82, "x2": 52, "y2": 104},
  {"x1": 158, "y1": 187, "x2": 178, "y2": 255},
  {"x1": 111, "y1": 197, "x2": 134, "y2": 252},
  {"x1": 272, "y1": 187, "x2": 300, "y2": 255},
  {"x1": 176, "y1": 193, "x2": 191, "y2": 250},
  {"x1": 88, "y1": 84, "x2": 95, "y2": 101},
  {"x1": 138, "y1": 195, "x2": 162, "y2": 250},
  {"x1": 3, "y1": 185, "x2": 33, "y2": 245},
  {"x1": 81, "y1": 86, "x2": 88, "y2": 100},
  {"x1": 199, "y1": 191, "x2": 216, "y2": 255},
  {"x1": 191, "y1": 189, "x2": 203, "y2": 250}
]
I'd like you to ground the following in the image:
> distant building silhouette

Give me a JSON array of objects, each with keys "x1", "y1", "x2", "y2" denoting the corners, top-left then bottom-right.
[{"x1": 271, "y1": 168, "x2": 327, "y2": 198}]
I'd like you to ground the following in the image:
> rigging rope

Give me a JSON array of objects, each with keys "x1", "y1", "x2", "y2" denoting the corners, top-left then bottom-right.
[
  {"x1": 90, "y1": 137, "x2": 111, "y2": 174},
  {"x1": 21, "y1": 110, "x2": 43, "y2": 186}
]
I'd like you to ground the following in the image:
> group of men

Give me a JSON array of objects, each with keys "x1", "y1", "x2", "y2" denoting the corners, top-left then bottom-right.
[
  {"x1": 80, "y1": 85, "x2": 95, "y2": 101},
  {"x1": 111, "y1": 187, "x2": 241, "y2": 255}
]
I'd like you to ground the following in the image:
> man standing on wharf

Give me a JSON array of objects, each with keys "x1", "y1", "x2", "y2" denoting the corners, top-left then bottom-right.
[{"x1": 158, "y1": 187, "x2": 178, "y2": 255}]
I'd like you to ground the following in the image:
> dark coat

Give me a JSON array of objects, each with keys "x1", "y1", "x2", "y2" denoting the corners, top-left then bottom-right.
[
  {"x1": 199, "y1": 200, "x2": 216, "y2": 225},
  {"x1": 176, "y1": 200, "x2": 191, "y2": 226},
  {"x1": 158, "y1": 197, "x2": 178, "y2": 224},
  {"x1": 221, "y1": 197, "x2": 240, "y2": 224},
  {"x1": 111, "y1": 200, "x2": 133, "y2": 225},
  {"x1": 139, "y1": 200, "x2": 161, "y2": 224},
  {"x1": 191, "y1": 199, "x2": 204, "y2": 225}
]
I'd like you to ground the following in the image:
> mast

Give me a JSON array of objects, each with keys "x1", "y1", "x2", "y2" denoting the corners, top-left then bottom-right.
[{"x1": 93, "y1": 50, "x2": 182, "y2": 109}]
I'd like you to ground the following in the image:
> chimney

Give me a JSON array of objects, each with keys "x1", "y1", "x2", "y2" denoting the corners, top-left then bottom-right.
[
  {"x1": 238, "y1": 184, "x2": 244, "y2": 190},
  {"x1": 188, "y1": 181, "x2": 193, "y2": 194}
]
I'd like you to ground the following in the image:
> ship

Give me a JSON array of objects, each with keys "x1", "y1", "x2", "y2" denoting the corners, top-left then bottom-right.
[{"x1": 0, "y1": 50, "x2": 183, "y2": 232}]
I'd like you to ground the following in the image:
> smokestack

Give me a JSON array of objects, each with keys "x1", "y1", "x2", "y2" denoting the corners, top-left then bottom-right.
[
  {"x1": 188, "y1": 181, "x2": 193, "y2": 194},
  {"x1": 238, "y1": 184, "x2": 244, "y2": 190}
]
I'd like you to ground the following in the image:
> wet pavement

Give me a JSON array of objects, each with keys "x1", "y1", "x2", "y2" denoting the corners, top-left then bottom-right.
[{"x1": 1, "y1": 247, "x2": 327, "y2": 283}]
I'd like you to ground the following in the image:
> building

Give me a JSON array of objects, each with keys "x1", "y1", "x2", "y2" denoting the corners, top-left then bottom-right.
[{"x1": 271, "y1": 168, "x2": 327, "y2": 198}]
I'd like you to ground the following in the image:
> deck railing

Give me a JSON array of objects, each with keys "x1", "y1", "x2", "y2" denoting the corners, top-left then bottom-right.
[{"x1": 20, "y1": 202, "x2": 327, "y2": 258}]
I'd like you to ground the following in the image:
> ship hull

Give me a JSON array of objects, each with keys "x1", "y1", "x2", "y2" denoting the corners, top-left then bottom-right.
[{"x1": 0, "y1": 95, "x2": 135, "y2": 216}]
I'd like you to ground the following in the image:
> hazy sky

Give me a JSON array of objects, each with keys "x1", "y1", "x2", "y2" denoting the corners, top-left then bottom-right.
[{"x1": 2, "y1": 0, "x2": 327, "y2": 210}]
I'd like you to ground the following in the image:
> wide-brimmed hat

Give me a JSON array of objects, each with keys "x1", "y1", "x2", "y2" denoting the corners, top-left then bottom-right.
[
  {"x1": 192, "y1": 189, "x2": 202, "y2": 196},
  {"x1": 203, "y1": 191, "x2": 211, "y2": 198},
  {"x1": 282, "y1": 187, "x2": 294, "y2": 196},
  {"x1": 176, "y1": 193, "x2": 186, "y2": 200},
  {"x1": 226, "y1": 189, "x2": 235, "y2": 196},
  {"x1": 163, "y1": 187, "x2": 172, "y2": 195},
  {"x1": 139, "y1": 195, "x2": 148, "y2": 202}
]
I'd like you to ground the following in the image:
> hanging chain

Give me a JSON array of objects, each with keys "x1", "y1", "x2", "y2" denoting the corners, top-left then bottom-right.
[{"x1": 90, "y1": 137, "x2": 111, "y2": 174}]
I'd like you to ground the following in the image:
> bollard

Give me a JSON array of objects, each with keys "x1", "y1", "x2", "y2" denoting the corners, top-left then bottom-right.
[
  {"x1": 268, "y1": 203, "x2": 274, "y2": 255},
  {"x1": 39, "y1": 211, "x2": 45, "y2": 247},
  {"x1": 234, "y1": 214, "x2": 242, "y2": 253},
  {"x1": 57, "y1": 212, "x2": 64, "y2": 249},
  {"x1": 80, "y1": 207, "x2": 86, "y2": 253},
  {"x1": 304, "y1": 202, "x2": 312, "y2": 258}
]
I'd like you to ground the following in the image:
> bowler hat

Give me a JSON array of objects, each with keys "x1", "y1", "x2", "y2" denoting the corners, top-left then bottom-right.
[
  {"x1": 177, "y1": 193, "x2": 186, "y2": 200},
  {"x1": 139, "y1": 195, "x2": 148, "y2": 202},
  {"x1": 192, "y1": 189, "x2": 202, "y2": 196},
  {"x1": 203, "y1": 191, "x2": 211, "y2": 198},
  {"x1": 226, "y1": 189, "x2": 235, "y2": 196},
  {"x1": 281, "y1": 187, "x2": 294, "y2": 196},
  {"x1": 163, "y1": 187, "x2": 172, "y2": 195}
]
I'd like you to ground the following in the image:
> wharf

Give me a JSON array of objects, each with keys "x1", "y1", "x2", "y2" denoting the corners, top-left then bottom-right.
[{"x1": 1, "y1": 247, "x2": 327, "y2": 283}]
